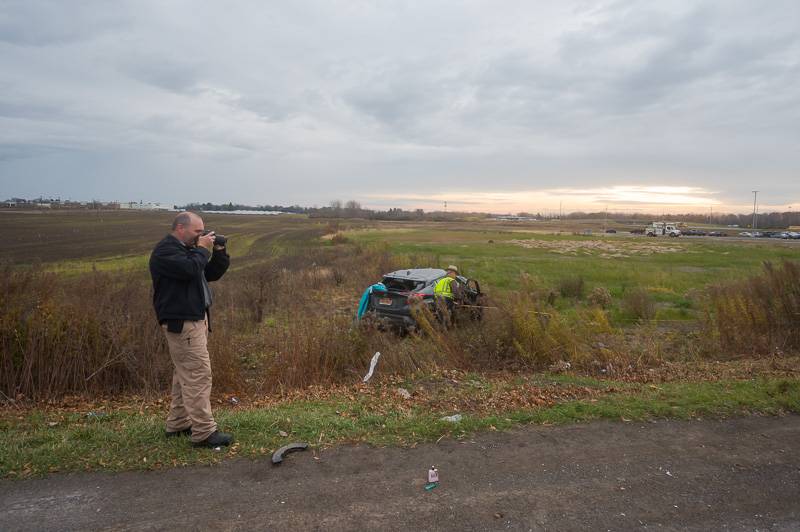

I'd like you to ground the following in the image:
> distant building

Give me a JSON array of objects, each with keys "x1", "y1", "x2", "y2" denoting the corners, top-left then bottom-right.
[
  {"x1": 491, "y1": 214, "x2": 539, "y2": 222},
  {"x1": 119, "y1": 201, "x2": 174, "y2": 211}
]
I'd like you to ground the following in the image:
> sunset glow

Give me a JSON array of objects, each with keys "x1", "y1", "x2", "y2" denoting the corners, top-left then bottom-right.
[{"x1": 366, "y1": 186, "x2": 794, "y2": 215}]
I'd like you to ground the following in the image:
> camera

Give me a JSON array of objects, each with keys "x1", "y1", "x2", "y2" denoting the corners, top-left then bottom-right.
[{"x1": 201, "y1": 230, "x2": 228, "y2": 247}]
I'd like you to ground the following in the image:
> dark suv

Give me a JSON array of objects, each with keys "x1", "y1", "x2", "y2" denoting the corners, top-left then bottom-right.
[{"x1": 367, "y1": 268, "x2": 484, "y2": 329}]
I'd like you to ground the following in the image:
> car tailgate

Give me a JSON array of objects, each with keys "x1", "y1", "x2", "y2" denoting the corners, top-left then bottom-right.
[{"x1": 371, "y1": 291, "x2": 409, "y2": 312}]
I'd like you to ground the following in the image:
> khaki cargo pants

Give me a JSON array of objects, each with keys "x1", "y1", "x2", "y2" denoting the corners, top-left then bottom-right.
[{"x1": 162, "y1": 319, "x2": 217, "y2": 442}]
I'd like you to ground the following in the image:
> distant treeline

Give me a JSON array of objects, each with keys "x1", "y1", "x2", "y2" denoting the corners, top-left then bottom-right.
[
  {"x1": 7, "y1": 196, "x2": 796, "y2": 228},
  {"x1": 183, "y1": 202, "x2": 307, "y2": 214},
  {"x1": 182, "y1": 200, "x2": 469, "y2": 221},
  {"x1": 183, "y1": 201, "x2": 800, "y2": 228}
]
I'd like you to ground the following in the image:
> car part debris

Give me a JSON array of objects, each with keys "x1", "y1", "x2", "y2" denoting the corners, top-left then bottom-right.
[
  {"x1": 362, "y1": 352, "x2": 381, "y2": 382},
  {"x1": 272, "y1": 442, "x2": 309, "y2": 465}
]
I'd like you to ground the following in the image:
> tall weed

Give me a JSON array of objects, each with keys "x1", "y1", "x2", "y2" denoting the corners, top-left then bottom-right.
[{"x1": 704, "y1": 260, "x2": 800, "y2": 357}]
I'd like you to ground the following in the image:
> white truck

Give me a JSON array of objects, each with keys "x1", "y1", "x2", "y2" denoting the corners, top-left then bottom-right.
[{"x1": 646, "y1": 222, "x2": 681, "y2": 237}]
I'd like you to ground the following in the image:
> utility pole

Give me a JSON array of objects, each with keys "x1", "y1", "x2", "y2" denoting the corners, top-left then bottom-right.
[
  {"x1": 603, "y1": 205, "x2": 608, "y2": 233},
  {"x1": 752, "y1": 191, "x2": 758, "y2": 230}
]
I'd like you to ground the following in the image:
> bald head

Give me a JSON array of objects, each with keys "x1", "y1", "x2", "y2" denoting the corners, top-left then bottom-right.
[
  {"x1": 171, "y1": 211, "x2": 205, "y2": 245},
  {"x1": 172, "y1": 211, "x2": 201, "y2": 230}
]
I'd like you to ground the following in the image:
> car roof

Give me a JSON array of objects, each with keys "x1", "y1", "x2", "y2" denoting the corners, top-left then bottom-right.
[{"x1": 383, "y1": 268, "x2": 447, "y2": 282}]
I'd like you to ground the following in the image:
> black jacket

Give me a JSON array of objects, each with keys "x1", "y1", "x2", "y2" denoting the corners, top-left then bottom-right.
[{"x1": 149, "y1": 234, "x2": 230, "y2": 331}]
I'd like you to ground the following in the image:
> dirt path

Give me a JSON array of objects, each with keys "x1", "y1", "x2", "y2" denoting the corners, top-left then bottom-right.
[{"x1": 2, "y1": 416, "x2": 799, "y2": 531}]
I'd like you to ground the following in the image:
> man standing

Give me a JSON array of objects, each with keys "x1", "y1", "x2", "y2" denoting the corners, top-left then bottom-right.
[
  {"x1": 433, "y1": 265, "x2": 462, "y2": 326},
  {"x1": 149, "y1": 212, "x2": 232, "y2": 447}
]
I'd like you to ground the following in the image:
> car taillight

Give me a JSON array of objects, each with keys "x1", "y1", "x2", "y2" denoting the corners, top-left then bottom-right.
[{"x1": 407, "y1": 293, "x2": 425, "y2": 304}]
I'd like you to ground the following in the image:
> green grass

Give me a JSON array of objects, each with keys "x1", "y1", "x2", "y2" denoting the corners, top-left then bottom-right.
[
  {"x1": 363, "y1": 232, "x2": 795, "y2": 293},
  {"x1": 345, "y1": 227, "x2": 799, "y2": 322},
  {"x1": 5, "y1": 212, "x2": 795, "y2": 312},
  {"x1": 3, "y1": 378, "x2": 798, "y2": 478}
]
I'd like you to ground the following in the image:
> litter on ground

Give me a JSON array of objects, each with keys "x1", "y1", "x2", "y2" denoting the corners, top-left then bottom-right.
[{"x1": 362, "y1": 352, "x2": 381, "y2": 383}]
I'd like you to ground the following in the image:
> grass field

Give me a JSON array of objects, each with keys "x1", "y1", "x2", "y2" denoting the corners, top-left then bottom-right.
[
  {"x1": 6, "y1": 210, "x2": 796, "y2": 301},
  {"x1": 1, "y1": 209, "x2": 799, "y2": 477},
  {"x1": 341, "y1": 224, "x2": 800, "y2": 320},
  {"x1": 2, "y1": 210, "x2": 323, "y2": 271}
]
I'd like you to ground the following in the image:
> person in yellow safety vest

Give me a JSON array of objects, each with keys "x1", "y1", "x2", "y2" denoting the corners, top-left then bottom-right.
[{"x1": 433, "y1": 265, "x2": 462, "y2": 325}]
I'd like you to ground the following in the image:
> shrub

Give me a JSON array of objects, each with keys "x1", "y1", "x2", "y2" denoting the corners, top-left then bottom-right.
[
  {"x1": 0, "y1": 266, "x2": 193, "y2": 399},
  {"x1": 622, "y1": 288, "x2": 655, "y2": 320},
  {"x1": 588, "y1": 287, "x2": 612, "y2": 309},
  {"x1": 558, "y1": 276, "x2": 585, "y2": 299},
  {"x1": 330, "y1": 233, "x2": 349, "y2": 244},
  {"x1": 704, "y1": 260, "x2": 800, "y2": 357}
]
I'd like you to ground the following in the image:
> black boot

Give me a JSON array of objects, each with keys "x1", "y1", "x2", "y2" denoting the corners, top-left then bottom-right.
[
  {"x1": 192, "y1": 430, "x2": 234, "y2": 448},
  {"x1": 165, "y1": 427, "x2": 192, "y2": 438}
]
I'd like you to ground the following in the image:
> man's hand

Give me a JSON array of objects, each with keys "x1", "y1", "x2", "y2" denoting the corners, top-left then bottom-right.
[{"x1": 197, "y1": 232, "x2": 215, "y2": 252}]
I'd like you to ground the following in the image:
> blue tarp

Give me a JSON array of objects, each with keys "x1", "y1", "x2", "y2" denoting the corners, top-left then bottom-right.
[{"x1": 356, "y1": 283, "x2": 387, "y2": 320}]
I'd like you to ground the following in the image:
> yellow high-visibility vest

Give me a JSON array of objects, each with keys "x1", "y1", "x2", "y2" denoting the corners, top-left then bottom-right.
[{"x1": 434, "y1": 277, "x2": 455, "y2": 299}]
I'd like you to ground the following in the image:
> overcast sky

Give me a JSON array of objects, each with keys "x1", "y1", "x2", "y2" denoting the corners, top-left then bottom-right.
[{"x1": 1, "y1": 0, "x2": 798, "y2": 213}]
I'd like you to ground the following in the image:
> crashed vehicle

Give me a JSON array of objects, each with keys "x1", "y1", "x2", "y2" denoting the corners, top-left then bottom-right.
[{"x1": 365, "y1": 268, "x2": 484, "y2": 329}]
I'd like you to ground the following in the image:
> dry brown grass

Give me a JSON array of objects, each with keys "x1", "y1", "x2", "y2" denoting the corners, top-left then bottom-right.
[
  {"x1": 0, "y1": 242, "x2": 434, "y2": 399},
  {"x1": 4, "y1": 234, "x2": 798, "y2": 402},
  {"x1": 1, "y1": 266, "x2": 169, "y2": 399},
  {"x1": 704, "y1": 260, "x2": 800, "y2": 357}
]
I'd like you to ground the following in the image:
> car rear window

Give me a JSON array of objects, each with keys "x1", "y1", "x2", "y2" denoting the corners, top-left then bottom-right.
[{"x1": 382, "y1": 277, "x2": 426, "y2": 291}]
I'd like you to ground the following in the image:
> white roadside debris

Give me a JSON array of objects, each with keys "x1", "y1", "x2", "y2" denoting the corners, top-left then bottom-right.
[
  {"x1": 396, "y1": 387, "x2": 411, "y2": 399},
  {"x1": 440, "y1": 414, "x2": 463, "y2": 423},
  {"x1": 362, "y1": 352, "x2": 381, "y2": 382}
]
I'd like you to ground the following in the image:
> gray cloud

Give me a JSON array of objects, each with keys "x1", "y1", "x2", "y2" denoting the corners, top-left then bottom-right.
[
  {"x1": 122, "y1": 56, "x2": 203, "y2": 93},
  {"x1": 0, "y1": 0, "x2": 130, "y2": 46},
  {"x1": 0, "y1": 0, "x2": 799, "y2": 211},
  {"x1": 0, "y1": 143, "x2": 67, "y2": 161}
]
